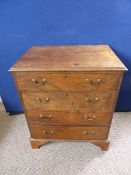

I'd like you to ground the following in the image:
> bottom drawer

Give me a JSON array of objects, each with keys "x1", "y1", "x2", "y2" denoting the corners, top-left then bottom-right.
[{"x1": 30, "y1": 126, "x2": 108, "y2": 140}]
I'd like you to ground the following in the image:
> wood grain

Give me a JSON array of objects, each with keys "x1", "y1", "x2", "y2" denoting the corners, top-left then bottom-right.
[
  {"x1": 26, "y1": 111, "x2": 111, "y2": 126},
  {"x1": 30, "y1": 125, "x2": 108, "y2": 140},
  {"x1": 30, "y1": 138, "x2": 48, "y2": 149},
  {"x1": 9, "y1": 45, "x2": 127, "y2": 72},
  {"x1": 29, "y1": 138, "x2": 110, "y2": 150},
  {"x1": 21, "y1": 90, "x2": 116, "y2": 111},
  {"x1": 14, "y1": 71, "x2": 121, "y2": 91},
  {"x1": 9, "y1": 45, "x2": 127, "y2": 151}
]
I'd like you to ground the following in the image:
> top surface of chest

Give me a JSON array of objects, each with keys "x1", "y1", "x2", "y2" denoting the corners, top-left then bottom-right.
[{"x1": 9, "y1": 45, "x2": 127, "y2": 72}]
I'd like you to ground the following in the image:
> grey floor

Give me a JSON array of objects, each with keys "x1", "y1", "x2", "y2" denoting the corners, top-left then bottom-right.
[{"x1": 0, "y1": 109, "x2": 131, "y2": 175}]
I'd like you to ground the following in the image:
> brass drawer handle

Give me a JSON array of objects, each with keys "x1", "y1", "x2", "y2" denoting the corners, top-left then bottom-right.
[
  {"x1": 32, "y1": 78, "x2": 38, "y2": 84},
  {"x1": 42, "y1": 78, "x2": 48, "y2": 84},
  {"x1": 36, "y1": 97, "x2": 41, "y2": 102},
  {"x1": 84, "y1": 98, "x2": 91, "y2": 103},
  {"x1": 95, "y1": 97, "x2": 99, "y2": 102},
  {"x1": 85, "y1": 97, "x2": 99, "y2": 103},
  {"x1": 36, "y1": 97, "x2": 50, "y2": 103},
  {"x1": 84, "y1": 115, "x2": 96, "y2": 120},
  {"x1": 86, "y1": 79, "x2": 102, "y2": 85},
  {"x1": 45, "y1": 97, "x2": 50, "y2": 102},
  {"x1": 40, "y1": 114, "x2": 52, "y2": 120},
  {"x1": 86, "y1": 79, "x2": 92, "y2": 84},
  {"x1": 31, "y1": 78, "x2": 48, "y2": 85},
  {"x1": 95, "y1": 79, "x2": 102, "y2": 85},
  {"x1": 83, "y1": 131, "x2": 95, "y2": 135},
  {"x1": 42, "y1": 130, "x2": 54, "y2": 134}
]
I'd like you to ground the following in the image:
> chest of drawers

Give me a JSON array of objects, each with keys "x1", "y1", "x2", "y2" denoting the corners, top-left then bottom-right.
[{"x1": 9, "y1": 45, "x2": 127, "y2": 151}]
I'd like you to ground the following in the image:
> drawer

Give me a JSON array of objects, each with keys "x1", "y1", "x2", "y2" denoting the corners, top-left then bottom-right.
[
  {"x1": 22, "y1": 91, "x2": 116, "y2": 111},
  {"x1": 30, "y1": 125, "x2": 108, "y2": 140},
  {"x1": 26, "y1": 111, "x2": 111, "y2": 126},
  {"x1": 15, "y1": 72, "x2": 121, "y2": 91}
]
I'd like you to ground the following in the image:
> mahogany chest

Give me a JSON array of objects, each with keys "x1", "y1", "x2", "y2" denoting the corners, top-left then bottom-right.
[{"x1": 9, "y1": 45, "x2": 127, "y2": 150}]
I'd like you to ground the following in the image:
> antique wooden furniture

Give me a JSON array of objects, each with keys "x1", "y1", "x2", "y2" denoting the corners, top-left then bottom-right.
[{"x1": 9, "y1": 45, "x2": 127, "y2": 151}]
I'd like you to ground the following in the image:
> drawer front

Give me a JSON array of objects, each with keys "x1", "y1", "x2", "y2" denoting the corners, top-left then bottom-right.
[
  {"x1": 26, "y1": 111, "x2": 111, "y2": 126},
  {"x1": 30, "y1": 126, "x2": 108, "y2": 140},
  {"x1": 15, "y1": 72, "x2": 120, "y2": 91},
  {"x1": 22, "y1": 91, "x2": 116, "y2": 111}
]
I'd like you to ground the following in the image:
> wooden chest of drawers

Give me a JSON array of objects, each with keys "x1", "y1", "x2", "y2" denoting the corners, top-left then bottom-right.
[{"x1": 9, "y1": 45, "x2": 127, "y2": 151}]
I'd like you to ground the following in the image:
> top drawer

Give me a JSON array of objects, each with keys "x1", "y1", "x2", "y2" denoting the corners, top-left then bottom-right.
[{"x1": 14, "y1": 72, "x2": 121, "y2": 91}]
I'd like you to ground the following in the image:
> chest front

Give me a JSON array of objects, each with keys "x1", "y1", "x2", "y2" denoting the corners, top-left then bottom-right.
[{"x1": 10, "y1": 45, "x2": 127, "y2": 150}]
